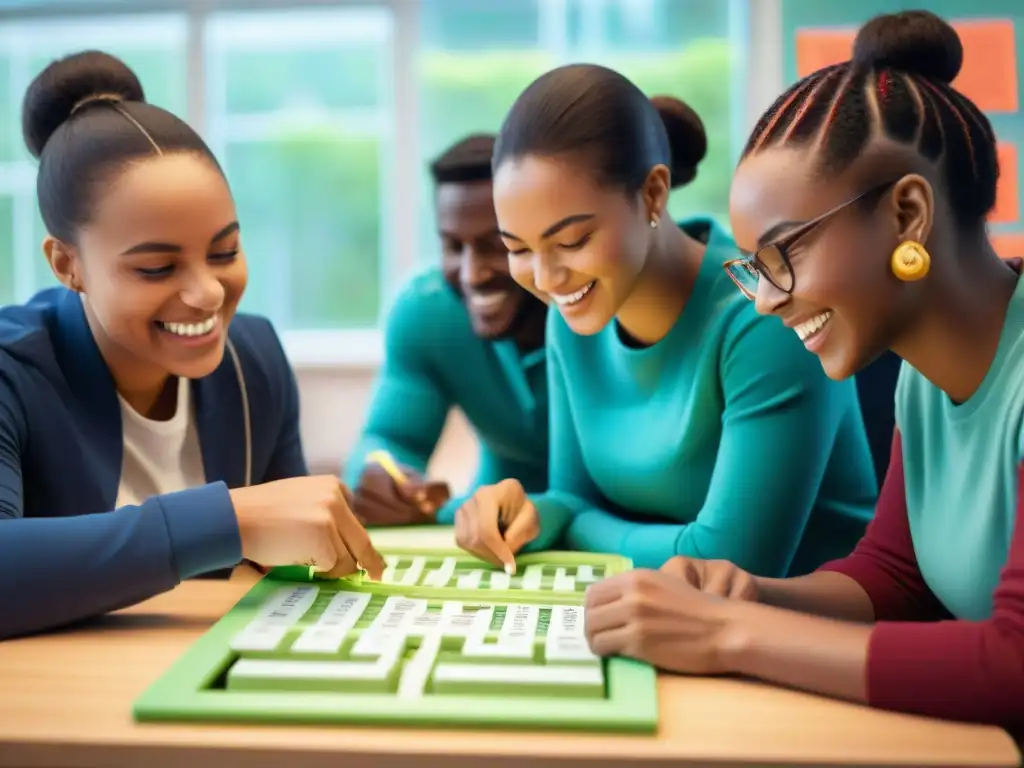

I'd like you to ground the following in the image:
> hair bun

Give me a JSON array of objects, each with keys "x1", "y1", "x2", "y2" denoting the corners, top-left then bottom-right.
[
  {"x1": 22, "y1": 50, "x2": 146, "y2": 158},
  {"x1": 852, "y1": 10, "x2": 963, "y2": 84},
  {"x1": 650, "y1": 95, "x2": 706, "y2": 188}
]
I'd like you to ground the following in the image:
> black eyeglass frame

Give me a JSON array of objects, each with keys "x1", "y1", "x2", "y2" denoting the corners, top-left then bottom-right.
[{"x1": 724, "y1": 178, "x2": 901, "y2": 300}]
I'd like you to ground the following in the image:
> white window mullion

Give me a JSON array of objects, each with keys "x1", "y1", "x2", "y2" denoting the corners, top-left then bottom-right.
[
  {"x1": 12, "y1": 191, "x2": 37, "y2": 303},
  {"x1": 739, "y1": 0, "x2": 783, "y2": 147},
  {"x1": 186, "y1": 0, "x2": 208, "y2": 135},
  {"x1": 540, "y1": 0, "x2": 568, "y2": 61},
  {"x1": 388, "y1": 0, "x2": 417, "y2": 306}
]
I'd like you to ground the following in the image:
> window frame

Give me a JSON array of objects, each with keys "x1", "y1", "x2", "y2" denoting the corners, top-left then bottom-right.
[{"x1": 0, "y1": 0, "x2": 775, "y2": 371}]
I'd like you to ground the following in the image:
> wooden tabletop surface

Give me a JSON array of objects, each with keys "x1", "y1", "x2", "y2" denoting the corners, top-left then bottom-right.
[{"x1": 0, "y1": 526, "x2": 1018, "y2": 768}]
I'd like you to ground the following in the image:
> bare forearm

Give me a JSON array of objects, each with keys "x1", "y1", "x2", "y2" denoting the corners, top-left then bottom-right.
[
  {"x1": 722, "y1": 600, "x2": 872, "y2": 704},
  {"x1": 755, "y1": 571, "x2": 876, "y2": 623}
]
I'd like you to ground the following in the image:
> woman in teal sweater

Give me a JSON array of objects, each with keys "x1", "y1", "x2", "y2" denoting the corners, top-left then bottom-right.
[
  {"x1": 582, "y1": 11, "x2": 1024, "y2": 735},
  {"x1": 453, "y1": 65, "x2": 878, "y2": 577}
]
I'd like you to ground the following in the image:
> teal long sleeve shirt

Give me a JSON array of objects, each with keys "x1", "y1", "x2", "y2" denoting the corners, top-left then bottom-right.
[
  {"x1": 529, "y1": 218, "x2": 878, "y2": 577},
  {"x1": 345, "y1": 269, "x2": 549, "y2": 522}
]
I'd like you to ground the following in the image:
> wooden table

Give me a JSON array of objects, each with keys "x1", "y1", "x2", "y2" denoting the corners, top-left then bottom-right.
[{"x1": 0, "y1": 527, "x2": 1019, "y2": 768}]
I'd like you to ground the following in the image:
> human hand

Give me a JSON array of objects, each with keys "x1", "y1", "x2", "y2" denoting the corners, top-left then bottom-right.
[
  {"x1": 584, "y1": 568, "x2": 741, "y2": 675},
  {"x1": 660, "y1": 556, "x2": 759, "y2": 601},
  {"x1": 454, "y1": 478, "x2": 538, "y2": 574},
  {"x1": 352, "y1": 463, "x2": 451, "y2": 526},
  {"x1": 229, "y1": 475, "x2": 386, "y2": 580}
]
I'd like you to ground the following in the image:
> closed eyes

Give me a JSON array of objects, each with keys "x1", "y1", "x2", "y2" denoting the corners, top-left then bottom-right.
[
  {"x1": 135, "y1": 250, "x2": 239, "y2": 279},
  {"x1": 506, "y1": 232, "x2": 592, "y2": 257}
]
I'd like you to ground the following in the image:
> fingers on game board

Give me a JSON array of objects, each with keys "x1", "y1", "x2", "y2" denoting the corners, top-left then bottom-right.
[
  {"x1": 339, "y1": 481, "x2": 387, "y2": 577},
  {"x1": 352, "y1": 538, "x2": 387, "y2": 581},
  {"x1": 453, "y1": 493, "x2": 507, "y2": 569},
  {"x1": 474, "y1": 512, "x2": 516, "y2": 573},
  {"x1": 502, "y1": 498, "x2": 540, "y2": 557},
  {"x1": 328, "y1": 481, "x2": 386, "y2": 580},
  {"x1": 319, "y1": 529, "x2": 359, "y2": 579},
  {"x1": 582, "y1": 572, "x2": 620, "y2": 610}
]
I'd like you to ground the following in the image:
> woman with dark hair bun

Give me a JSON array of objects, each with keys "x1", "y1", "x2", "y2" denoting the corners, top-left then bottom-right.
[
  {"x1": 453, "y1": 63, "x2": 878, "y2": 580},
  {"x1": 0, "y1": 50, "x2": 384, "y2": 640},
  {"x1": 584, "y1": 11, "x2": 1024, "y2": 734}
]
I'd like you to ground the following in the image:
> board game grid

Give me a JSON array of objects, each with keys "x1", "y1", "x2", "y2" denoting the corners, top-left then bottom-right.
[{"x1": 132, "y1": 548, "x2": 659, "y2": 733}]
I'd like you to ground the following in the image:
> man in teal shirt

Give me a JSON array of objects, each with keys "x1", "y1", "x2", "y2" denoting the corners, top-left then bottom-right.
[{"x1": 345, "y1": 135, "x2": 549, "y2": 525}]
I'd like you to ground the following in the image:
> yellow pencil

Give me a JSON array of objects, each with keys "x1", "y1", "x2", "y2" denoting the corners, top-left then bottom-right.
[{"x1": 367, "y1": 449, "x2": 409, "y2": 485}]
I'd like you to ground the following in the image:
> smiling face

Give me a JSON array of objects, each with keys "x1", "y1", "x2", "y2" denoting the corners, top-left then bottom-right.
[
  {"x1": 492, "y1": 154, "x2": 654, "y2": 336},
  {"x1": 47, "y1": 152, "x2": 247, "y2": 390},
  {"x1": 437, "y1": 179, "x2": 533, "y2": 340},
  {"x1": 730, "y1": 145, "x2": 939, "y2": 380}
]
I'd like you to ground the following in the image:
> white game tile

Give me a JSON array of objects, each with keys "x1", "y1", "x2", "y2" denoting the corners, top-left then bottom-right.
[
  {"x1": 397, "y1": 625, "x2": 445, "y2": 699},
  {"x1": 520, "y1": 564, "x2": 544, "y2": 591},
  {"x1": 351, "y1": 596, "x2": 426, "y2": 657},
  {"x1": 291, "y1": 591, "x2": 371, "y2": 653},
  {"x1": 488, "y1": 571, "x2": 511, "y2": 590},
  {"x1": 432, "y1": 662, "x2": 602, "y2": 686},
  {"x1": 462, "y1": 603, "x2": 538, "y2": 658},
  {"x1": 230, "y1": 585, "x2": 319, "y2": 652},
  {"x1": 231, "y1": 658, "x2": 392, "y2": 682},
  {"x1": 544, "y1": 606, "x2": 598, "y2": 662},
  {"x1": 553, "y1": 567, "x2": 576, "y2": 592},
  {"x1": 456, "y1": 569, "x2": 484, "y2": 589},
  {"x1": 398, "y1": 556, "x2": 427, "y2": 586}
]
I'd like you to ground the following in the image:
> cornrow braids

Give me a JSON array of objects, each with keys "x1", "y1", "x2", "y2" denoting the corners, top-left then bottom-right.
[{"x1": 742, "y1": 10, "x2": 1000, "y2": 231}]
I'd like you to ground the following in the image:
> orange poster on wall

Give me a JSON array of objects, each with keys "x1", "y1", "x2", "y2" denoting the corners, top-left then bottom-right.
[
  {"x1": 794, "y1": 19, "x2": 1018, "y2": 112},
  {"x1": 794, "y1": 17, "x2": 1021, "y2": 237}
]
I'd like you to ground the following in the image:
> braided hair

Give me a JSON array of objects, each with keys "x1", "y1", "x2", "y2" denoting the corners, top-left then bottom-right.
[{"x1": 742, "y1": 10, "x2": 998, "y2": 231}]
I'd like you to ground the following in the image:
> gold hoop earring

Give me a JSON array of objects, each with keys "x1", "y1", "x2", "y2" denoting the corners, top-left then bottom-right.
[{"x1": 891, "y1": 240, "x2": 930, "y2": 281}]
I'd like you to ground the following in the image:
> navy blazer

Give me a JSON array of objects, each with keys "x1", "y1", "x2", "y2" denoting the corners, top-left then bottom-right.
[{"x1": 0, "y1": 287, "x2": 307, "y2": 639}]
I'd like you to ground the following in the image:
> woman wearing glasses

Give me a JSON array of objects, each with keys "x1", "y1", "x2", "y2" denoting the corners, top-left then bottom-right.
[
  {"x1": 452, "y1": 63, "x2": 878, "y2": 577},
  {"x1": 583, "y1": 11, "x2": 1023, "y2": 733}
]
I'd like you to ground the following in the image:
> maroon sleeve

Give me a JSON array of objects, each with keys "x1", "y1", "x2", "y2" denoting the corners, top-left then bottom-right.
[
  {"x1": 817, "y1": 431, "x2": 951, "y2": 621},
  {"x1": 864, "y1": 462, "x2": 1024, "y2": 730},
  {"x1": 821, "y1": 431, "x2": 1024, "y2": 731}
]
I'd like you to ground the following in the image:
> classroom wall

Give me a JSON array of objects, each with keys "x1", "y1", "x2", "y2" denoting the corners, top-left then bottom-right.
[{"x1": 296, "y1": 367, "x2": 478, "y2": 492}]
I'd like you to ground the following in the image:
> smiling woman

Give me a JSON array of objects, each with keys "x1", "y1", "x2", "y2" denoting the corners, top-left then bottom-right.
[
  {"x1": 584, "y1": 10, "x2": 1024, "y2": 737},
  {"x1": 452, "y1": 63, "x2": 879, "y2": 580},
  {"x1": 0, "y1": 50, "x2": 384, "y2": 641}
]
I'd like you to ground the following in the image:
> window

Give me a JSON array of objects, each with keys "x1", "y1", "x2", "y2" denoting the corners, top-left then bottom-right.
[
  {"x1": 0, "y1": 13, "x2": 187, "y2": 307},
  {"x1": 205, "y1": 7, "x2": 393, "y2": 331},
  {"x1": 416, "y1": 0, "x2": 739, "y2": 267},
  {"x1": 781, "y1": 0, "x2": 1024, "y2": 259},
  {"x1": 0, "y1": 0, "x2": 747, "y2": 365}
]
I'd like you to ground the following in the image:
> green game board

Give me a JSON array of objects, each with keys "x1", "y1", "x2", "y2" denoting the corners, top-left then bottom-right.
[{"x1": 132, "y1": 548, "x2": 658, "y2": 733}]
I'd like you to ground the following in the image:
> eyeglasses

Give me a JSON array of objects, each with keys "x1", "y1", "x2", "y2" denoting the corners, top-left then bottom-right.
[{"x1": 724, "y1": 179, "x2": 899, "y2": 300}]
